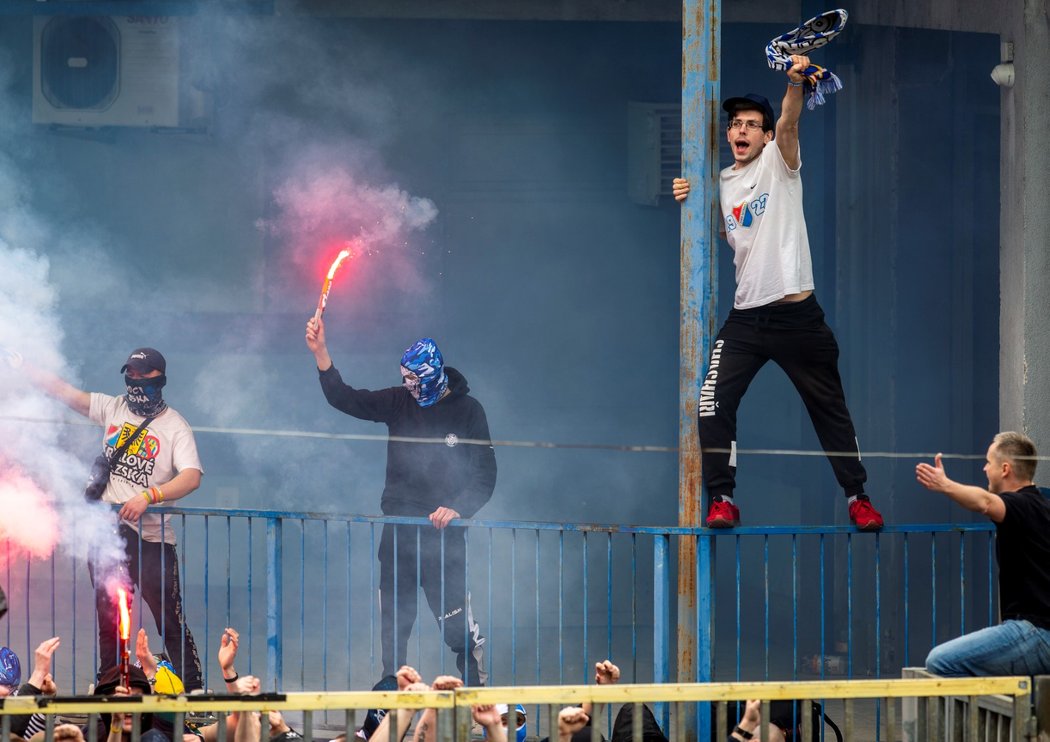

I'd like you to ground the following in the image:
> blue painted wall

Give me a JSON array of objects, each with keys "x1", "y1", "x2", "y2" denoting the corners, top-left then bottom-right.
[{"x1": 0, "y1": 12, "x2": 1000, "y2": 681}]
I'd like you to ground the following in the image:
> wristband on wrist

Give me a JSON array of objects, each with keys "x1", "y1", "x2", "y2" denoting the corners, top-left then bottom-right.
[
  {"x1": 224, "y1": 672, "x2": 239, "y2": 683},
  {"x1": 733, "y1": 726, "x2": 754, "y2": 740},
  {"x1": 154, "y1": 486, "x2": 164, "y2": 503},
  {"x1": 110, "y1": 722, "x2": 124, "y2": 734},
  {"x1": 141, "y1": 491, "x2": 151, "y2": 505},
  {"x1": 788, "y1": 80, "x2": 804, "y2": 87}
]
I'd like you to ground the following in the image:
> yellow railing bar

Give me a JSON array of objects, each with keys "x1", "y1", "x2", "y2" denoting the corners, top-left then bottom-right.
[
  {"x1": 0, "y1": 690, "x2": 455, "y2": 715},
  {"x1": 456, "y1": 677, "x2": 1032, "y2": 704},
  {"x1": 0, "y1": 676, "x2": 1030, "y2": 716}
]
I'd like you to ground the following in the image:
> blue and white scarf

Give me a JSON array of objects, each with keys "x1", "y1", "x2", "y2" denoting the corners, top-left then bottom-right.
[{"x1": 766, "y1": 9, "x2": 848, "y2": 110}]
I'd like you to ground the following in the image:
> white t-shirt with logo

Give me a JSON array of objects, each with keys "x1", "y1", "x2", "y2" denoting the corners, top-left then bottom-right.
[
  {"x1": 719, "y1": 139, "x2": 814, "y2": 309},
  {"x1": 88, "y1": 393, "x2": 203, "y2": 544}
]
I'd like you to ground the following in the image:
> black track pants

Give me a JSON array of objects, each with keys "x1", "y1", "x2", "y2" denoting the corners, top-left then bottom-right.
[
  {"x1": 378, "y1": 523, "x2": 487, "y2": 685},
  {"x1": 89, "y1": 525, "x2": 203, "y2": 691},
  {"x1": 697, "y1": 294, "x2": 867, "y2": 499}
]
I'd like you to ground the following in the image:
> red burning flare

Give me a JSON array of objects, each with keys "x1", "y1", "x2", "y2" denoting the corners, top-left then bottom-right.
[
  {"x1": 314, "y1": 245, "x2": 354, "y2": 320},
  {"x1": 117, "y1": 587, "x2": 132, "y2": 689}
]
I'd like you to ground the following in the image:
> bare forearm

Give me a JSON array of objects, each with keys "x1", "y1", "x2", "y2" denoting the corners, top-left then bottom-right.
[
  {"x1": 373, "y1": 708, "x2": 417, "y2": 742},
  {"x1": 780, "y1": 84, "x2": 804, "y2": 128},
  {"x1": 941, "y1": 480, "x2": 999, "y2": 515},
  {"x1": 776, "y1": 85, "x2": 804, "y2": 167},
  {"x1": 313, "y1": 347, "x2": 333, "y2": 372},
  {"x1": 153, "y1": 468, "x2": 202, "y2": 503},
  {"x1": 481, "y1": 723, "x2": 506, "y2": 742},
  {"x1": 234, "y1": 711, "x2": 260, "y2": 742},
  {"x1": 411, "y1": 709, "x2": 435, "y2": 742},
  {"x1": 24, "y1": 364, "x2": 90, "y2": 416},
  {"x1": 196, "y1": 715, "x2": 237, "y2": 742}
]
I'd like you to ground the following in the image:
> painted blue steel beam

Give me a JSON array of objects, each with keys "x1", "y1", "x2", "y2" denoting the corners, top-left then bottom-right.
[
  {"x1": 121, "y1": 504, "x2": 997, "y2": 536},
  {"x1": 681, "y1": 7, "x2": 721, "y2": 740},
  {"x1": 266, "y1": 517, "x2": 283, "y2": 690},
  {"x1": 653, "y1": 535, "x2": 671, "y2": 726}
]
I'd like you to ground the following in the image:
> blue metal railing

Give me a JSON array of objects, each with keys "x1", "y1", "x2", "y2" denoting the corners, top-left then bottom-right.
[{"x1": 1, "y1": 508, "x2": 995, "y2": 703}]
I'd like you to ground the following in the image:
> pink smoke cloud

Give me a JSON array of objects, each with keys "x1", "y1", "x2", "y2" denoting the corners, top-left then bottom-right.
[{"x1": 0, "y1": 461, "x2": 59, "y2": 561}]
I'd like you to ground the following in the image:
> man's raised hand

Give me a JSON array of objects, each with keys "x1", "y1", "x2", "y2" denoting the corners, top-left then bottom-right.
[
  {"x1": 787, "y1": 54, "x2": 812, "y2": 83},
  {"x1": 134, "y1": 629, "x2": 158, "y2": 679},
  {"x1": 396, "y1": 665, "x2": 422, "y2": 689},
  {"x1": 916, "y1": 453, "x2": 950, "y2": 492},
  {"x1": 430, "y1": 675, "x2": 462, "y2": 691},
  {"x1": 29, "y1": 637, "x2": 61, "y2": 688},
  {"x1": 594, "y1": 659, "x2": 621, "y2": 685},
  {"x1": 218, "y1": 627, "x2": 240, "y2": 675}
]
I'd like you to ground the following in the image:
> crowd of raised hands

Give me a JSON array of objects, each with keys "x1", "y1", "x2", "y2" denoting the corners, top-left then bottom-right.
[
  {"x1": 549, "y1": 659, "x2": 784, "y2": 742},
  {"x1": 1, "y1": 629, "x2": 514, "y2": 742},
  {"x1": 335, "y1": 665, "x2": 507, "y2": 742},
  {"x1": 3, "y1": 638, "x2": 785, "y2": 742}
]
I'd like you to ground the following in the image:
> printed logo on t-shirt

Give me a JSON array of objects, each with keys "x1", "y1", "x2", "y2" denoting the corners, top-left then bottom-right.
[
  {"x1": 104, "y1": 422, "x2": 161, "y2": 487},
  {"x1": 725, "y1": 192, "x2": 769, "y2": 232}
]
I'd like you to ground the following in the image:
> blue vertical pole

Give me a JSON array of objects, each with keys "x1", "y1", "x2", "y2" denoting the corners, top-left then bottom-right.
[
  {"x1": 681, "y1": 0, "x2": 721, "y2": 739},
  {"x1": 267, "y1": 517, "x2": 283, "y2": 690},
  {"x1": 654, "y1": 535, "x2": 671, "y2": 729}
]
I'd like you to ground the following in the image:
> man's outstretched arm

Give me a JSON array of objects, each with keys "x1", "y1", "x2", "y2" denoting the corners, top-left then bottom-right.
[
  {"x1": 776, "y1": 54, "x2": 810, "y2": 170},
  {"x1": 916, "y1": 454, "x2": 1006, "y2": 522},
  {"x1": 22, "y1": 360, "x2": 90, "y2": 417}
]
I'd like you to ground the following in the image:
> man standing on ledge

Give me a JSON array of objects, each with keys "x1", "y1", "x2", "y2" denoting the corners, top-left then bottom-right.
[
  {"x1": 23, "y1": 347, "x2": 204, "y2": 689},
  {"x1": 917, "y1": 432, "x2": 1050, "y2": 675},
  {"x1": 672, "y1": 54, "x2": 883, "y2": 531},
  {"x1": 305, "y1": 317, "x2": 496, "y2": 685}
]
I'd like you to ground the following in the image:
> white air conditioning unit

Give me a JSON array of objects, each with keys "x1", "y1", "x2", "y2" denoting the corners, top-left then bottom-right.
[{"x1": 33, "y1": 15, "x2": 180, "y2": 128}]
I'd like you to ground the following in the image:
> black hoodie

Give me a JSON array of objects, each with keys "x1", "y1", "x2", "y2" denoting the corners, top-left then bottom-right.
[{"x1": 319, "y1": 365, "x2": 497, "y2": 517}]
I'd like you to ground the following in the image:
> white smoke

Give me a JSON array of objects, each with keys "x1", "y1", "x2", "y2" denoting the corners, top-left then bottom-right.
[{"x1": 0, "y1": 241, "x2": 127, "y2": 575}]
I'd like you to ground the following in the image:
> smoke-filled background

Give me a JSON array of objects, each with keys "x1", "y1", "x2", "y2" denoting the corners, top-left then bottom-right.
[{"x1": 0, "y1": 4, "x2": 1004, "y2": 694}]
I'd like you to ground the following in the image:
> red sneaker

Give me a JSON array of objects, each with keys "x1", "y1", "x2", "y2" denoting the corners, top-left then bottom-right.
[
  {"x1": 706, "y1": 499, "x2": 740, "y2": 528},
  {"x1": 849, "y1": 496, "x2": 884, "y2": 531}
]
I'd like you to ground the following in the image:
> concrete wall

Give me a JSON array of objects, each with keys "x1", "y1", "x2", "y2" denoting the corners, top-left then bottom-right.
[{"x1": 999, "y1": 0, "x2": 1050, "y2": 446}]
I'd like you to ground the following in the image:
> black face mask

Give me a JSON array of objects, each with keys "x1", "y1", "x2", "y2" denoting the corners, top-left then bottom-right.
[{"x1": 125, "y1": 374, "x2": 168, "y2": 417}]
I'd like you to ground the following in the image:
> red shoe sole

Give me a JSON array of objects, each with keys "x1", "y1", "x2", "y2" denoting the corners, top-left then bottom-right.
[{"x1": 706, "y1": 518, "x2": 739, "y2": 528}]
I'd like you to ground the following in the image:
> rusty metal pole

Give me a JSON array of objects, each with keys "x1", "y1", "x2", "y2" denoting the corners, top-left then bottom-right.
[{"x1": 680, "y1": 0, "x2": 720, "y2": 736}]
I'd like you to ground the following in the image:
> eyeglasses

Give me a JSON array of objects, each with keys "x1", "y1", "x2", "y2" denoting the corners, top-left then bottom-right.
[{"x1": 728, "y1": 119, "x2": 765, "y2": 131}]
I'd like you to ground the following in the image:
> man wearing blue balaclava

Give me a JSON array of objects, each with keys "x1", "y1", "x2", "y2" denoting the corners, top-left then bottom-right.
[{"x1": 306, "y1": 316, "x2": 497, "y2": 687}]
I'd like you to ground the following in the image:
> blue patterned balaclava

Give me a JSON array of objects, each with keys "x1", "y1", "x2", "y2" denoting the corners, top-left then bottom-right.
[
  {"x1": 400, "y1": 338, "x2": 448, "y2": 408},
  {"x1": 0, "y1": 646, "x2": 21, "y2": 690}
]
